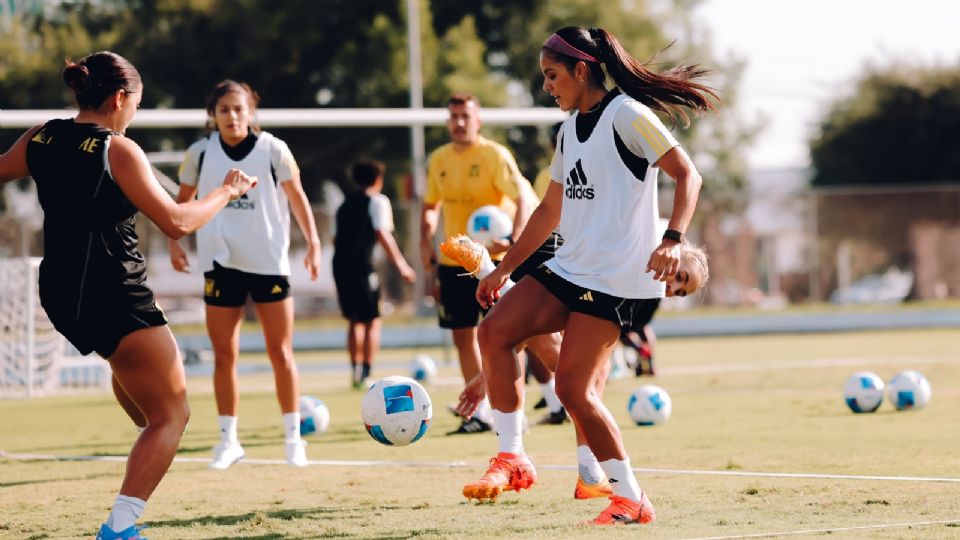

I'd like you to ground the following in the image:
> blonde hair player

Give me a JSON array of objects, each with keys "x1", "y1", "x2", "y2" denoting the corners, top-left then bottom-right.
[
  {"x1": 168, "y1": 80, "x2": 322, "y2": 469},
  {"x1": 0, "y1": 51, "x2": 256, "y2": 539},
  {"x1": 465, "y1": 25, "x2": 716, "y2": 526}
]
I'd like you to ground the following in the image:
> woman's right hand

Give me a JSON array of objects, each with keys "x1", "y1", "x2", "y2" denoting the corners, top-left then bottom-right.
[
  {"x1": 476, "y1": 267, "x2": 510, "y2": 309},
  {"x1": 223, "y1": 168, "x2": 258, "y2": 199},
  {"x1": 169, "y1": 239, "x2": 190, "y2": 273}
]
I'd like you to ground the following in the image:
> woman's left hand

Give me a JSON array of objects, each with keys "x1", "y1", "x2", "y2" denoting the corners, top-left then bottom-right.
[
  {"x1": 646, "y1": 239, "x2": 681, "y2": 281},
  {"x1": 304, "y1": 242, "x2": 321, "y2": 280}
]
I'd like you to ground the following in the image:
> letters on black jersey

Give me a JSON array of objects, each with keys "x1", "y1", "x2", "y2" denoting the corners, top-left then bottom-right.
[
  {"x1": 30, "y1": 128, "x2": 53, "y2": 145},
  {"x1": 565, "y1": 159, "x2": 595, "y2": 200}
]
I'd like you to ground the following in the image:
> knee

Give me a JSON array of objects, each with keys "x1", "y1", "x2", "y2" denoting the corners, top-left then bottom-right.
[
  {"x1": 477, "y1": 317, "x2": 511, "y2": 356},
  {"x1": 554, "y1": 374, "x2": 589, "y2": 410},
  {"x1": 268, "y1": 346, "x2": 296, "y2": 372}
]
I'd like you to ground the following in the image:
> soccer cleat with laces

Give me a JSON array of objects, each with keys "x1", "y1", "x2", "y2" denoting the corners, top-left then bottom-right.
[
  {"x1": 535, "y1": 407, "x2": 569, "y2": 425},
  {"x1": 574, "y1": 476, "x2": 614, "y2": 499},
  {"x1": 285, "y1": 440, "x2": 308, "y2": 467},
  {"x1": 97, "y1": 523, "x2": 147, "y2": 540},
  {"x1": 462, "y1": 452, "x2": 537, "y2": 501},
  {"x1": 589, "y1": 493, "x2": 656, "y2": 525},
  {"x1": 209, "y1": 442, "x2": 244, "y2": 470},
  {"x1": 446, "y1": 416, "x2": 492, "y2": 435},
  {"x1": 440, "y1": 234, "x2": 490, "y2": 277}
]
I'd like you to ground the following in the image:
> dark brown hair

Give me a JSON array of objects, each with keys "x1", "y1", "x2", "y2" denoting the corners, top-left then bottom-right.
[
  {"x1": 543, "y1": 27, "x2": 717, "y2": 126},
  {"x1": 351, "y1": 160, "x2": 385, "y2": 188},
  {"x1": 62, "y1": 51, "x2": 141, "y2": 110},
  {"x1": 447, "y1": 92, "x2": 480, "y2": 108},
  {"x1": 205, "y1": 79, "x2": 261, "y2": 132}
]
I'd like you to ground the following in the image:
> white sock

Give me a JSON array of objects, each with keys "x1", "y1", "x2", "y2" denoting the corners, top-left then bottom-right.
[
  {"x1": 283, "y1": 412, "x2": 301, "y2": 444},
  {"x1": 599, "y1": 458, "x2": 643, "y2": 501},
  {"x1": 576, "y1": 445, "x2": 605, "y2": 485},
  {"x1": 217, "y1": 415, "x2": 239, "y2": 445},
  {"x1": 474, "y1": 397, "x2": 494, "y2": 424},
  {"x1": 540, "y1": 380, "x2": 563, "y2": 413},
  {"x1": 491, "y1": 409, "x2": 524, "y2": 455},
  {"x1": 106, "y1": 494, "x2": 145, "y2": 532}
]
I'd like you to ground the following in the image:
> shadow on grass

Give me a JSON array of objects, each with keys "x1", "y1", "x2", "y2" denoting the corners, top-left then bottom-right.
[{"x1": 0, "y1": 471, "x2": 118, "y2": 488}]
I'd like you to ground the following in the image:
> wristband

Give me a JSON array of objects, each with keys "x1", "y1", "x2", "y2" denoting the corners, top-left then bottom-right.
[{"x1": 662, "y1": 228, "x2": 683, "y2": 243}]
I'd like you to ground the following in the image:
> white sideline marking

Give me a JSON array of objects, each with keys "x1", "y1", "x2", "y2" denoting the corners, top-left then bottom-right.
[
  {"x1": 659, "y1": 354, "x2": 959, "y2": 376},
  {"x1": 681, "y1": 518, "x2": 960, "y2": 540},
  {"x1": 3, "y1": 450, "x2": 959, "y2": 483}
]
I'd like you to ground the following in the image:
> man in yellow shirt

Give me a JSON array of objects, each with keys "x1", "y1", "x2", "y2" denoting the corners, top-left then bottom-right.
[{"x1": 420, "y1": 92, "x2": 532, "y2": 434}]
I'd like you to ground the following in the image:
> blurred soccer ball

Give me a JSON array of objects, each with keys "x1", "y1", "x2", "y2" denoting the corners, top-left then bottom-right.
[
  {"x1": 466, "y1": 205, "x2": 512, "y2": 244},
  {"x1": 361, "y1": 376, "x2": 432, "y2": 446},
  {"x1": 887, "y1": 370, "x2": 931, "y2": 411},
  {"x1": 627, "y1": 384, "x2": 672, "y2": 426},
  {"x1": 410, "y1": 354, "x2": 437, "y2": 383},
  {"x1": 299, "y1": 395, "x2": 330, "y2": 435},
  {"x1": 843, "y1": 371, "x2": 885, "y2": 413}
]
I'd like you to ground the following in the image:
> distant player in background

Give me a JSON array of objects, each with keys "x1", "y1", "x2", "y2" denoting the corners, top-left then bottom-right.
[
  {"x1": 419, "y1": 92, "x2": 537, "y2": 435},
  {"x1": 169, "y1": 80, "x2": 322, "y2": 469},
  {"x1": 467, "y1": 26, "x2": 716, "y2": 525},
  {"x1": 333, "y1": 160, "x2": 416, "y2": 388},
  {"x1": 0, "y1": 51, "x2": 257, "y2": 540}
]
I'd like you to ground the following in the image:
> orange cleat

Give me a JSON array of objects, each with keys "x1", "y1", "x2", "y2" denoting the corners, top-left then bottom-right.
[
  {"x1": 462, "y1": 452, "x2": 537, "y2": 501},
  {"x1": 440, "y1": 234, "x2": 489, "y2": 277},
  {"x1": 589, "y1": 493, "x2": 656, "y2": 525},
  {"x1": 574, "y1": 476, "x2": 614, "y2": 500}
]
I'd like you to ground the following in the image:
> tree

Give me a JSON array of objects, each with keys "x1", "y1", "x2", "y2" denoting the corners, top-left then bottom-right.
[{"x1": 811, "y1": 65, "x2": 960, "y2": 186}]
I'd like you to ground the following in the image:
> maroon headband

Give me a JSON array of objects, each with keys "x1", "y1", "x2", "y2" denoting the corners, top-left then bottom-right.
[{"x1": 543, "y1": 33, "x2": 599, "y2": 64}]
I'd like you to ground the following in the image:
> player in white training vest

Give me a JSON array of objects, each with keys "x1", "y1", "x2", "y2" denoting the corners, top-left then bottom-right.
[
  {"x1": 464, "y1": 26, "x2": 716, "y2": 526},
  {"x1": 169, "y1": 80, "x2": 322, "y2": 470}
]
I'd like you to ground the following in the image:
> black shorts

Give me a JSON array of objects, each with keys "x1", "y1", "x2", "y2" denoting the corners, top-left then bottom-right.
[
  {"x1": 437, "y1": 264, "x2": 485, "y2": 329},
  {"x1": 529, "y1": 263, "x2": 660, "y2": 330},
  {"x1": 625, "y1": 297, "x2": 661, "y2": 340},
  {"x1": 511, "y1": 232, "x2": 563, "y2": 282},
  {"x1": 203, "y1": 262, "x2": 290, "y2": 307},
  {"x1": 39, "y1": 266, "x2": 167, "y2": 358},
  {"x1": 334, "y1": 269, "x2": 380, "y2": 322}
]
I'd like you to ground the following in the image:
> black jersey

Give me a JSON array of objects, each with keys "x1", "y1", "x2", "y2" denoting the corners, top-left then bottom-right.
[
  {"x1": 25, "y1": 119, "x2": 164, "y2": 356},
  {"x1": 332, "y1": 193, "x2": 377, "y2": 275}
]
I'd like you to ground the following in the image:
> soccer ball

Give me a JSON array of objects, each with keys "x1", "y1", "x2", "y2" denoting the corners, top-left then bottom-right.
[
  {"x1": 467, "y1": 205, "x2": 512, "y2": 244},
  {"x1": 410, "y1": 354, "x2": 437, "y2": 383},
  {"x1": 843, "y1": 371, "x2": 885, "y2": 413},
  {"x1": 887, "y1": 370, "x2": 931, "y2": 410},
  {"x1": 361, "y1": 376, "x2": 432, "y2": 446},
  {"x1": 299, "y1": 395, "x2": 330, "y2": 435},
  {"x1": 627, "y1": 385, "x2": 672, "y2": 426}
]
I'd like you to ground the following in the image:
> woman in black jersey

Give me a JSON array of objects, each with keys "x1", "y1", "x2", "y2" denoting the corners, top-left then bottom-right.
[{"x1": 0, "y1": 51, "x2": 256, "y2": 540}]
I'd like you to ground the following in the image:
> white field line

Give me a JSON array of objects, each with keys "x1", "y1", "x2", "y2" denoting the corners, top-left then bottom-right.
[
  {"x1": 659, "y1": 354, "x2": 960, "y2": 376},
  {"x1": 681, "y1": 518, "x2": 960, "y2": 540},
  {"x1": 3, "y1": 451, "x2": 959, "y2": 483}
]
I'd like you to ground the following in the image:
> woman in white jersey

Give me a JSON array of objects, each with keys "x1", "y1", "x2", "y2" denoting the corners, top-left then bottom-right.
[
  {"x1": 169, "y1": 80, "x2": 322, "y2": 469},
  {"x1": 464, "y1": 26, "x2": 716, "y2": 525}
]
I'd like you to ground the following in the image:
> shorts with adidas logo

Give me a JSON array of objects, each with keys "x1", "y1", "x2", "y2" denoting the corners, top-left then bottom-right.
[
  {"x1": 529, "y1": 263, "x2": 659, "y2": 329},
  {"x1": 203, "y1": 261, "x2": 290, "y2": 307}
]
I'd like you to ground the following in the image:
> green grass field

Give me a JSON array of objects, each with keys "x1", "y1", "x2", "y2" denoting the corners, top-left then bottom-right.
[{"x1": 2, "y1": 328, "x2": 959, "y2": 539}]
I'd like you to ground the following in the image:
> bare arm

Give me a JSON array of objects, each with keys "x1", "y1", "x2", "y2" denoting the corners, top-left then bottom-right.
[
  {"x1": 475, "y1": 181, "x2": 562, "y2": 308},
  {"x1": 647, "y1": 145, "x2": 702, "y2": 280},
  {"x1": 0, "y1": 126, "x2": 40, "y2": 184},
  {"x1": 281, "y1": 176, "x2": 322, "y2": 280},
  {"x1": 376, "y1": 229, "x2": 416, "y2": 283},
  {"x1": 167, "y1": 184, "x2": 198, "y2": 272},
  {"x1": 109, "y1": 136, "x2": 255, "y2": 240},
  {"x1": 419, "y1": 200, "x2": 440, "y2": 270}
]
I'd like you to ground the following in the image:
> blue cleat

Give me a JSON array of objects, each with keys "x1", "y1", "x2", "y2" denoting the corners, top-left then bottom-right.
[{"x1": 97, "y1": 523, "x2": 147, "y2": 540}]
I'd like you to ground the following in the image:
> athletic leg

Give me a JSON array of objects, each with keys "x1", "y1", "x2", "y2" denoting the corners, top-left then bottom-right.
[{"x1": 112, "y1": 374, "x2": 146, "y2": 430}]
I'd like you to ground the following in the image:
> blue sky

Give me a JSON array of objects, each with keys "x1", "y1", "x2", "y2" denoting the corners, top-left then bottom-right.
[{"x1": 697, "y1": 0, "x2": 960, "y2": 170}]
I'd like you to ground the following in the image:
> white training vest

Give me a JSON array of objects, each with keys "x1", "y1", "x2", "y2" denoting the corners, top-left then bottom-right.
[
  {"x1": 546, "y1": 93, "x2": 666, "y2": 298},
  {"x1": 195, "y1": 132, "x2": 292, "y2": 275}
]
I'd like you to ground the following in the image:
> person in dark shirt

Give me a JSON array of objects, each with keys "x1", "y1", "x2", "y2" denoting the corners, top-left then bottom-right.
[
  {"x1": 0, "y1": 51, "x2": 256, "y2": 540},
  {"x1": 333, "y1": 160, "x2": 416, "y2": 387}
]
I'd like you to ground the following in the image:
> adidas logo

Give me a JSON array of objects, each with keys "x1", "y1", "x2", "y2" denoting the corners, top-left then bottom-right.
[
  {"x1": 608, "y1": 477, "x2": 619, "y2": 483},
  {"x1": 579, "y1": 291, "x2": 595, "y2": 302},
  {"x1": 271, "y1": 284, "x2": 282, "y2": 294},
  {"x1": 565, "y1": 158, "x2": 595, "y2": 200}
]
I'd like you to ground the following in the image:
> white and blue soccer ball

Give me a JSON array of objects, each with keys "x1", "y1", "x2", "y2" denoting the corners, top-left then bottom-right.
[
  {"x1": 887, "y1": 370, "x2": 931, "y2": 411},
  {"x1": 843, "y1": 371, "x2": 885, "y2": 413},
  {"x1": 299, "y1": 395, "x2": 330, "y2": 436},
  {"x1": 467, "y1": 205, "x2": 512, "y2": 244},
  {"x1": 361, "y1": 376, "x2": 432, "y2": 446},
  {"x1": 410, "y1": 354, "x2": 437, "y2": 383},
  {"x1": 627, "y1": 385, "x2": 672, "y2": 426}
]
